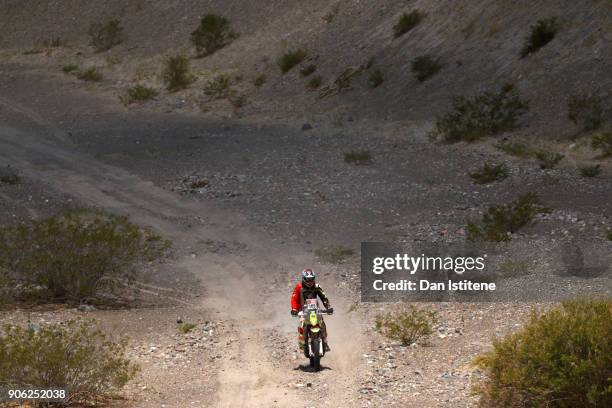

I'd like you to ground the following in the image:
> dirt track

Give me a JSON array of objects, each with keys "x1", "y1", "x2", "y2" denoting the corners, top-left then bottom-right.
[
  {"x1": 0, "y1": 56, "x2": 610, "y2": 407},
  {"x1": 0, "y1": 94, "x2": 368, "y2": 407}
]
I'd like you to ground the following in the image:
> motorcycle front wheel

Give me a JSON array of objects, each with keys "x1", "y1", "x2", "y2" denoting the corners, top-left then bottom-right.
[{"x1": 311, "y1": 337, "x2": 321, "y2": 372}]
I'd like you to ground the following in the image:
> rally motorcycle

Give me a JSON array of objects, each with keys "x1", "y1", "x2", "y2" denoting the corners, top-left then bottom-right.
[{"x1": 293, "y1": 299, "x2": 333, "y2": 372}]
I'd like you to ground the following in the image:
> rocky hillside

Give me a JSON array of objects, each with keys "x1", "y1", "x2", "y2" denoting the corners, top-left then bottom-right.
[{"x1": 1, "y1": 0, "x2": 610, "y2": 133}]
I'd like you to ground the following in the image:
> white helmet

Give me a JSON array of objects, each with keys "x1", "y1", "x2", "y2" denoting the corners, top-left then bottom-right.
[{"x1": 301, "y1": 268, "x2": 316, "y2": 285}]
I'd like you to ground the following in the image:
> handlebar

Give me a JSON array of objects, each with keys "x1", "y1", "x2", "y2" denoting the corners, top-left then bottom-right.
[{"x1": 292, "y1": 310, "x2": 333, "y2": 317}]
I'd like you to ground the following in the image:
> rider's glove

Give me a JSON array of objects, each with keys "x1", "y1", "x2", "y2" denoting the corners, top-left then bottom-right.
[
  {"x1": 291, "y1": 310, "x2": 298, "y2": 316},
  {"x1": 326, "y1": 307, "x2": 334, "y2": 314}
]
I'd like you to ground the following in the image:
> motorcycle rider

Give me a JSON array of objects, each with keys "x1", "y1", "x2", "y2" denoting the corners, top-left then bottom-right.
[{"x1": 291, "y1": 268, "x2": 333, "y2": 353}]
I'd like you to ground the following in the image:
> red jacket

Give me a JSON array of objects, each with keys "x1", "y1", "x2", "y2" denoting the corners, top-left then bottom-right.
[{"x1": 291, "y1": 282, "x2": 330, "y2": 311}]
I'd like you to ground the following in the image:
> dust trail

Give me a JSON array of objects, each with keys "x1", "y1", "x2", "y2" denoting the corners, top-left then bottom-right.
[{"x1": 0, "y1": 117, "x2": 366, "y2": 406}]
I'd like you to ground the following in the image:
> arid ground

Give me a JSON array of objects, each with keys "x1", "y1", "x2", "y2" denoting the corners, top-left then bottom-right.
[{"x1": 1, "y1": 1, "x2": 610, "y2": 407}]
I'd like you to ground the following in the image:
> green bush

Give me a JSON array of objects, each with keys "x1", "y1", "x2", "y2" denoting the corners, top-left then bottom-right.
[
  {"x1": 203, "y1": 74, "x2": 232, "y2": 99},
  {"x1": 368, "y1": 69, "x2": 384, "y2": 88},
  {"x1": 432, "y1": 87, "x2": 529, "y2": 142},
  {"x1": 300, "y1": 64, "x2": 317, "y2": 77},
  {"x1": 473, "y1": 299, "x2": 611, "y2": 407},
  {"x1": 344, "y1": 150, "x2": 372, "y2": 164},
  {"x1": 189, "y1": 179, "x2": 209, "y2": 189},
  {"x1": 62, "y1": 64, "x2": 79, "y2": 74},
  {"x1": 579, "y1": 164, "x2": 601, "y2": 178},
  {"x1": 314, "y1": 246, "x2": 354, "y2": 264},
  {"x1": 162, "y1": 55, "x2": 194, "y2": 92},
  {"x1": 89, "y1": 19, "x2": 124, "y2": 52},
  {"x1": 177, "y1": 322, "x2": 197, "y2": 334},
  {"x1": 375, "y1": 305, "x2": 438, "y2": 345},
  {"x1": 0, "y1": 320, "x2": 138, "y2": 403},
  {"x1": 467, "y1": 193, "x2": 550, "y2": 242},
  {"x1": 495, "y1": 141, "x2": 534, "y2": 158},
  {"x1": 520, "y1": 17, "x2": 560, "y2": 58},
  {"x1": 568, "y1": 94, "x2": 604, "y2": 131},
  {"x1": 393, "y1": 10, "x2": 424, "y2": 38},
  {"x1": 0, "y1": 210, "x2": 169, "y2": 303},
  {"x1": 191, "y1": 14, "x2": 236, "y2": 57},
  {"x1": 76, "y1": 67, "x2": 103, "y2": 82},
  {"x1": 253, "y1": 74, "x2": 266, "y2": 87},
  {"x1": 470, "y1": 163, "x2": 509, "y2": 184},
  {"x1": 0, "y1": 166, "x2": 20, "y2": 185},
  {"x1": 411, "y1": 55, "x2": 442, "y2": 82},
  {"x1": 535, "y1": 150, "x2": 564, "y2": 169},
  {"x1": 278, "y1": 49, "x2": 307, "y2": 74},
  {"x1": 591, "y1": 131, "x2": 612, "y2": 156},
  {"x1": 120, "y1": 85, "x2": 158, "y2": 105},
  {"x1": 308, "y1": 75, "x2": 322, "y2": 89},
  {"x1": 607, "y1": 230, "x2": 612, "y2": 241}
]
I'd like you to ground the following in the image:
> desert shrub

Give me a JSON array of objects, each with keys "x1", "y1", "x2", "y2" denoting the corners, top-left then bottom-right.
[
  {"x1": 314, "y1": 246, "x2": 354, "y2": 264},
  {"x1": 520, "y1": 17, "x2": 560, "y2": 58},
  {"x1": 322, "y1": 12, "x2": 335, "y2": 23},
  {"x1": 495, "y1": 141, "x2": 533, "y2": 157},
  {"x1": 190, "y1": 179, "x2": 209, "y2": 189},
  {"x1": 0, "y1": 166, "x2": 20, "y2": 185},
  {"x1": 393, "y1": 10, "x2": 424, "y2": 38},
  {"x1": 336, "y1": 72, "x2": 352, "y2": 90},
  {"x1": 535, "y1": 150, "x2": 564, "y2": 169},
  {"x1": 253, "y1": 74, "x2": 266, "y2": 87},
  {"x1": 300, "y1": 64, "x2": 317, "y2": 77},
  {"x1": 0, "y1": 210, "x2": 169, "y2": 303},
  {"x1": 89, "y1": 19, "x2": 124, "y2": 52},
  {"x1": 120, "y1": 85, "x2": 158, "y2": 105},
  {"x1": 162, "y1": 55, "x2": 194, "y2": 92},
  {"x1": 177, "y1": 322, "x2": 197, "y2": 334},
  {"x1": 191, "y1": 14, "x2": 236, "y2": 57},
  {"x1": 0, "y1": 268, "x2": 9, "y2": 306},
  {"x1": 308, "y1": 75, "x2": 322, "y2": 89},
  {"x1": 344, "y1": 150, "x2": 372, "y2": 164},
  {"x1": 229, "y1": 93, "x2": 247, "y2": 109},
  {"x1": 278, "y1": 49, "x2": 307, "y2": 74},
  {"x1": 411, "y1": 55, "x2": 442, "y2": 82},
  {"x1": 0, "y1": 320, "x2": 138, "y2": 404},
  {"x1": 568, "y1": 94, "x2": 604, "y2": 131},
  {"x1": 368, "y1": 69, "x2": 384, "y2": 88},
  {"x1": 44, "y1": 37, "x2": 61, "y2": 48},
  {"x1": 432, "y1": 87, "x2": 529, "y2": 142},
  {"x1": 591, "y1": 131, "x2": 612, "y2": 156},
  {"x1": 76, "y1": 67, "x2": 103, "y2": 82},
  {"x1": 579, "y1": 164, "x2": 602, "y2": 178},
  {"x1": 470, "y1": 163, "x2": 509, "y2": 184},
  {"x1": 473, "y1": 299, "x2": 611, "y2": 407},
  {"x1": 62, "y1": 64, "x2": 79, "y2": 74},
  {"x1": 105, "y1": 54, "x2": 122, "y2": 67},
  {"x1": 375, "y1": 305, "x2": 438, "y2": 345},
  {"x1": 203, "y1": 74, "x2": 231, "y2": 99},
  {"x1": 322, "y1": 4, "x2": 340, "y2": 23},
  {"x1": 467, "y1": 193, "x2": 550, "y2": 242}
]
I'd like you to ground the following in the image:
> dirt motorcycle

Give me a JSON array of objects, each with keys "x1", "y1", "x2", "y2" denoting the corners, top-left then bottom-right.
[{"x1": 293, "y1": 298, "x2": 333, "y2": 372}]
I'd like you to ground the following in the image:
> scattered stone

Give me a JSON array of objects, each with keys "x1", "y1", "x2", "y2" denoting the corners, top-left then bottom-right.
[{"x1": 77, "y1": 304, "x2": 96, "y2": 312}]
